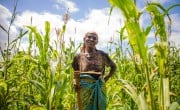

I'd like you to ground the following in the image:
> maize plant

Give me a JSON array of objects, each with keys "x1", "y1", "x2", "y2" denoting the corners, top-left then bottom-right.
[
  {"x1": 108, "y1": 0, "x2": 180, "y2": 110},
  {"x1": 0, "y1": 0, "x2": 179, "y2": 110}
]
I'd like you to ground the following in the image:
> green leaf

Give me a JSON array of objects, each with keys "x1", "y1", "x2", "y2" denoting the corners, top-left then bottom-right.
[
  {"x1": 30, "y1": 106, "x2": 46, "y2": 110},
  {"x1": 48, "y1": 84, "x2": 55, "y2": 109},
  {"x1": 29, "y1": 80, "x2": 45, "y2": 94},
  {"x1": 44, "y1": 21, "x2": 50, "y2": 53},
  {"x1": 0, "y1": 81, "x2": 7, "y2": 91},
  {"x1": 169, "y1": 101, "x2": 179, "y2": 110}
]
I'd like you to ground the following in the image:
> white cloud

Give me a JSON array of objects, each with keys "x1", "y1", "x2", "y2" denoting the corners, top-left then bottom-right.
[
  {"x1": 0, "y1": 4, "x2": 18, "y2": 49},
  {"x1": 169, "y1": 13, "x2": 180, "y2": 47},
  {"x1": 170, "y1": 32, "x2": 180, "y2": 47},
  {"x1": 146, "y1": 0, "x2": 170, "y2": 4},
  {"x1": 52, "y1": 4, "x2": 61, "y2": 10},
  {"x1": 1, "y1": 3, "x2": 179, "y2": 53},
  {"x1": 54, "y1": 0, "x2": 79, "y2": 13},
  {"x1": 138, "y1": 9, "x2": 180, "y2": 48},
  {"x1": 14, "y1": 10, "x2": 65, "y2": 50},
  {"x1": 15, "y1": 11, "x2": 64, "y2": 29},
  {"x1": 5, "y1": 7, "x2": 122, "y2": 52},
  {"x1": 171, "y1": 14, "x2": 180, "y2": 32},
  {"x1": 64, "y1": 8, "x2": 123, "y2": 50},
  {"x1": 0, "y1": 4, "x2": 11, "y2": 21}
]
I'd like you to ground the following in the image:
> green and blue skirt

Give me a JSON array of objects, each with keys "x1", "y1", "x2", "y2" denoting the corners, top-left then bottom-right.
[{"x1": 79, "y1": 73, "x2": 106, "y2": 110}]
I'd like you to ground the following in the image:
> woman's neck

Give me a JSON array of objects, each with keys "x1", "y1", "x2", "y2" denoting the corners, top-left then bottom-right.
[{"x1": 85, "y1": 47, "x2": 96, "y2": 53}]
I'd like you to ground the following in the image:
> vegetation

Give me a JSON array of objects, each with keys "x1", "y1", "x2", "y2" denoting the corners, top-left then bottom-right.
[{"x1": 0, "y1": 0, "x2": 179, "y2": 110}]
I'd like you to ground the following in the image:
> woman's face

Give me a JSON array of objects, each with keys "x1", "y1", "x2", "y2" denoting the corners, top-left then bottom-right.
[{"x1": 84, "y1": 33, "x2": 98, "y2": 48}]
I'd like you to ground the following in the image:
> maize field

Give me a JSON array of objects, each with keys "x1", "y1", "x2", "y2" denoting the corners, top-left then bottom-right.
[{"x1": 0, "y1": 0, "x2": 179, "y2": 110}]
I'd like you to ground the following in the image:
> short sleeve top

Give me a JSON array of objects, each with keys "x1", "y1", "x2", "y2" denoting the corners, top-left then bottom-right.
[{"x1": 72, "y1": 50, "x2": 114, "y2": 75}]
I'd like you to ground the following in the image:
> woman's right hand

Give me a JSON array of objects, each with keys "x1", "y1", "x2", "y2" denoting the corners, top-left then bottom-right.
[{"x1": 73, "y1": 79, "x2": 81, "y2": 91}]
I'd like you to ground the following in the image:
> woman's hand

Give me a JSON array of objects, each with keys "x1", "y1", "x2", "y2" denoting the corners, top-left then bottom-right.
[
  {"x1": 73, "y1": 79, "x2": 81, "y2": 91},
  {"x1": 74, "y1": 84, "x2": 81, "y2": 91}
]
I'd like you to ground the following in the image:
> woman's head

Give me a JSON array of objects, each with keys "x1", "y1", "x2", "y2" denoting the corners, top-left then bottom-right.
[
  {"x1": 84, "y1": 31, "x2": 98, "y2": 44},
  {"x1": 81, "y1": 31, "x2": 98, "y2": 52}
]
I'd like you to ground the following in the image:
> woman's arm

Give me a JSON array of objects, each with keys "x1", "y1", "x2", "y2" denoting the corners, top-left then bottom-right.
[
  {"x1": 103, "y1": 52, "x2": 117, "y2": 82},
  {"x1": 104, "y1": 61, "x2": 116, "y2": 81},
  {"x1": 72, "y1": 54, "x2": 79, "y2": 71}
]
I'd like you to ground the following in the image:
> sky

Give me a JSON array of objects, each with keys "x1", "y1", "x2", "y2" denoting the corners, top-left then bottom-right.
[{"x1": 0, "y1": 0, "x2": 180, "y2": 53}]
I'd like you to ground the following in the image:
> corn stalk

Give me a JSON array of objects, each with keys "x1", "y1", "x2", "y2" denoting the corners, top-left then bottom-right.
[
  {"x1": 108, "y1": 0, "x2": 153, "y2": 109},
  {"x1": 146, "y1": 3, "x2": 180, "y2": 110},
  {"x1": 0, "y1": 0, "x2": 28, "y2": 109},
  {"x1": 108, "y1": 0, "x2": 179, "y2": 110}
]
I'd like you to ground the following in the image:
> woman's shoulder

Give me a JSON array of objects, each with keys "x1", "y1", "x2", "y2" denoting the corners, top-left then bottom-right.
[
  {"x1": 97, "y1": 50, "x2": 109, "y2": 56},
  {"x1": 75, "y1": 52, "x2": 85, "y2": 57}
]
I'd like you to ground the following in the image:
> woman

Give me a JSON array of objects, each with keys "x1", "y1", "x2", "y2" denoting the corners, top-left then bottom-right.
[{"x1": 72, "y1": 32, "x2": 116, "y2": 110}]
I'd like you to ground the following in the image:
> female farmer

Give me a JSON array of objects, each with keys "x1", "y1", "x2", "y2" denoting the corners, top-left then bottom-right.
[{"x1": 72, "y1": 31, "x2": 116, "y2": 110}]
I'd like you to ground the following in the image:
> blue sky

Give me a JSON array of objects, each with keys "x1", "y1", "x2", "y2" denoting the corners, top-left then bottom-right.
[
  {"x1": 0, "y1": 0, "x2": 180, "y2": 52},
  {"x1": 0, "y1": 0, "x2": 111, "y2": 19}
]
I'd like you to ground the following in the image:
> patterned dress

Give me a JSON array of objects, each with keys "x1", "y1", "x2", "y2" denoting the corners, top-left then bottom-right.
[{"x1": 72, "y1": 50, "x2": 115, "y2": 110}]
